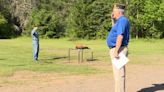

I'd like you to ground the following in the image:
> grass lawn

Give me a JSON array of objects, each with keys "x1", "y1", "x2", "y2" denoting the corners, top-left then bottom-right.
[{"x1": 0, "y1": 37, "x2": 164, "y2": 77}]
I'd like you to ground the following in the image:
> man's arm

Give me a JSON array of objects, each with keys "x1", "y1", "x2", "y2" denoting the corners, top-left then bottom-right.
[{"x1": 114, "y1": 35, "x2": 123, "y2": 58}]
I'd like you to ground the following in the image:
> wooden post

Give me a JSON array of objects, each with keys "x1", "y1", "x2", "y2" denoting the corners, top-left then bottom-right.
[{"x1": 68, "y1": 48, "x2": 70, "y2": 63}]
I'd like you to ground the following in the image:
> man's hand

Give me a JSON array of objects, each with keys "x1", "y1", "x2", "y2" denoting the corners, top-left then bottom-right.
[
  {"x1": 114, "y1": 51, "x2": 119, "y2": 59},
  {"x1": 111, "y1": 12, "x2": 114, "y2": 19},
  {"x1": 111, "y1": 13, "x2": 115, "y2": 26},
  {"x1": 114, "y1": 35, "x2": 123, "y2": 59}
]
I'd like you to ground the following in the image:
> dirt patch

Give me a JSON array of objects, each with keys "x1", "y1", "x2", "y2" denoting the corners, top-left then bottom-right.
[{"x1": 0, "y1": 64, "x2": 164, "y2": 92}]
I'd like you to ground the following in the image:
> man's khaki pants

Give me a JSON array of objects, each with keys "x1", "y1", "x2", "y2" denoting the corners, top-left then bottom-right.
[{"x1": 110, "y1": 46, "x2": 128, "y2": 92}]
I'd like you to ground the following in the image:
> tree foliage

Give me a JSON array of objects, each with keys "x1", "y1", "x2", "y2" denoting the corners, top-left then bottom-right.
[
  {"x1": 67, "y1": 0, "x2": 113, "y2": 39},
  {"x1": 0, "y1": 0, "x2": 39, "y2": 38},
  {"x1": 0, "y1": 0, "x2": 164, "y2": 39}
]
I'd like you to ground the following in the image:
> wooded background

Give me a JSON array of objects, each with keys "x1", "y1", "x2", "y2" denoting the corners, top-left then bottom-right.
[{"x1": 0, "y1": 0, "x2": 164, "y2": 39}]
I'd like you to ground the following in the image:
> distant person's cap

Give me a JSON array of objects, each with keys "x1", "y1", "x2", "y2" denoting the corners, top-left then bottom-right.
[{"x1": 113, "y1": 4, "x2": 126, "y2": 10}]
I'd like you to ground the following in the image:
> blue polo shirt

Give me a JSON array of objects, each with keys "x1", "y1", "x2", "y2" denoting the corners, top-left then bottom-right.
[{"x1": 107, "y1": 16, "x2": 130, "y2": 48}]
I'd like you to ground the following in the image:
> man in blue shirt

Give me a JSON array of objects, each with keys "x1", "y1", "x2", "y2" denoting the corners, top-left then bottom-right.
[
  {"x1": 106, "y1": 4, "x2": 130, "y2": 92},
  {"x1": 31, "y1": 26, "x2": 39, "y2": 61}
]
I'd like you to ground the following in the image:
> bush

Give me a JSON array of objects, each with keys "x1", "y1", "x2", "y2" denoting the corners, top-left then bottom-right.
[
  {"x1": 24, "y1": 9, "x2": 66, "y2": 38},
  {"x1": 0, "y1": 14, "x2": 12, "y2": 39}
]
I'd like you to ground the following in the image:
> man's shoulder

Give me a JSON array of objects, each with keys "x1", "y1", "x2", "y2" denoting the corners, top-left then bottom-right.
[
  {"x1": 118, "y1": 16, "x2": 129, "y2": 25},
  {"x1": 31, "y1": 30, "x2": 35, "y2": 33},
  {"x1": 120, "y1": 16, "x2": 128, "y2": 21},
  {"x1": 32, "y1": 29, "x2": 37, "y2": 35}
]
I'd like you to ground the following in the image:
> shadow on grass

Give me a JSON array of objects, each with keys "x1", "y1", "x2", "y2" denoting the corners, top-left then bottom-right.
[
  {"x1": 39, "y1": 56, "x2": 67, "y2": 64},
  {"x1": 9, "y1": 64, "x2": 26, "y2": 66},
  {"x1": 0, "y1": 59, "x2": 5, "y2": 60},
  {"x1": 138, "y1": 83, "x2": 164, "y2": 92},
  {"x1": 87, "y1": 58, "x2": 98, "y2": 62},
  {"x1": 39, "y1": 56, "x2": 98, "y2": 64}
]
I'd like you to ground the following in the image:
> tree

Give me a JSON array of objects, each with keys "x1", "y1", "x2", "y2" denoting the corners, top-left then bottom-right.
[
  {"x1": 66, "y1": 0, "x2": 115, "y2": 39},
  {"x1": 24, "y1": 0, "x2": 71, "y2": 38},
  {"x1": 0, "y1": 0, "x2": 164, "y2": 39},
  {"x1": 140, "y1": 0, "x2": 164, "y2": 38},
  {"x1": 127, "y1": 0, "x2": 145, "y2": 38},
  {"x1": 127, "y1": 0, "x2": 164, "y2": 38},
  {"x1": 9, "y1": 0, "x2": 40, "y2": 33},
  {"x1": 0, "y1": 0, "x2": 40, "y2": 38}
]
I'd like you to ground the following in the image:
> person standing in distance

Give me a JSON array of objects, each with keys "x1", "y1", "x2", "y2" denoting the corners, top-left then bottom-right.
[
  {"x1": 106, "y1": 4, "x2": 130, "y2": 92},
  {"x1": 31, "y1": 25, "x2": 39, "y2": 61}
]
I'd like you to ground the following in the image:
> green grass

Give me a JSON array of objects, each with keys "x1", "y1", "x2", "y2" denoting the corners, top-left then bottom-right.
[
  {"x1": 0, "y1": 37, "x2": 164, "y2": 76},
  {"x1": 129, "y1": 39, "x2": 164, "y2": 65}
]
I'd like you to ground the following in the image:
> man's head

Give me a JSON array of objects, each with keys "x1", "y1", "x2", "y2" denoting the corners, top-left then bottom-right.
[
  {"x1": 33, "y1": 24, "x2": 38, "y2": 30},
  {"x1": 34, "y1": 27, "x2": 38, "y2": 31},
  {"x1": 112, "y1": 4, "x2": 126, "y2": 19}
]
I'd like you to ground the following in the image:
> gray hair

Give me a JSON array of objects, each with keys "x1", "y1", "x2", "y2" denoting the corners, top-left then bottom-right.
[
  {"x1": 119, "y1": 9, "x2": 125, "y2": 14},
  {"x1": 113, "y1": 3, "x2": 126, "y2": 14}
]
